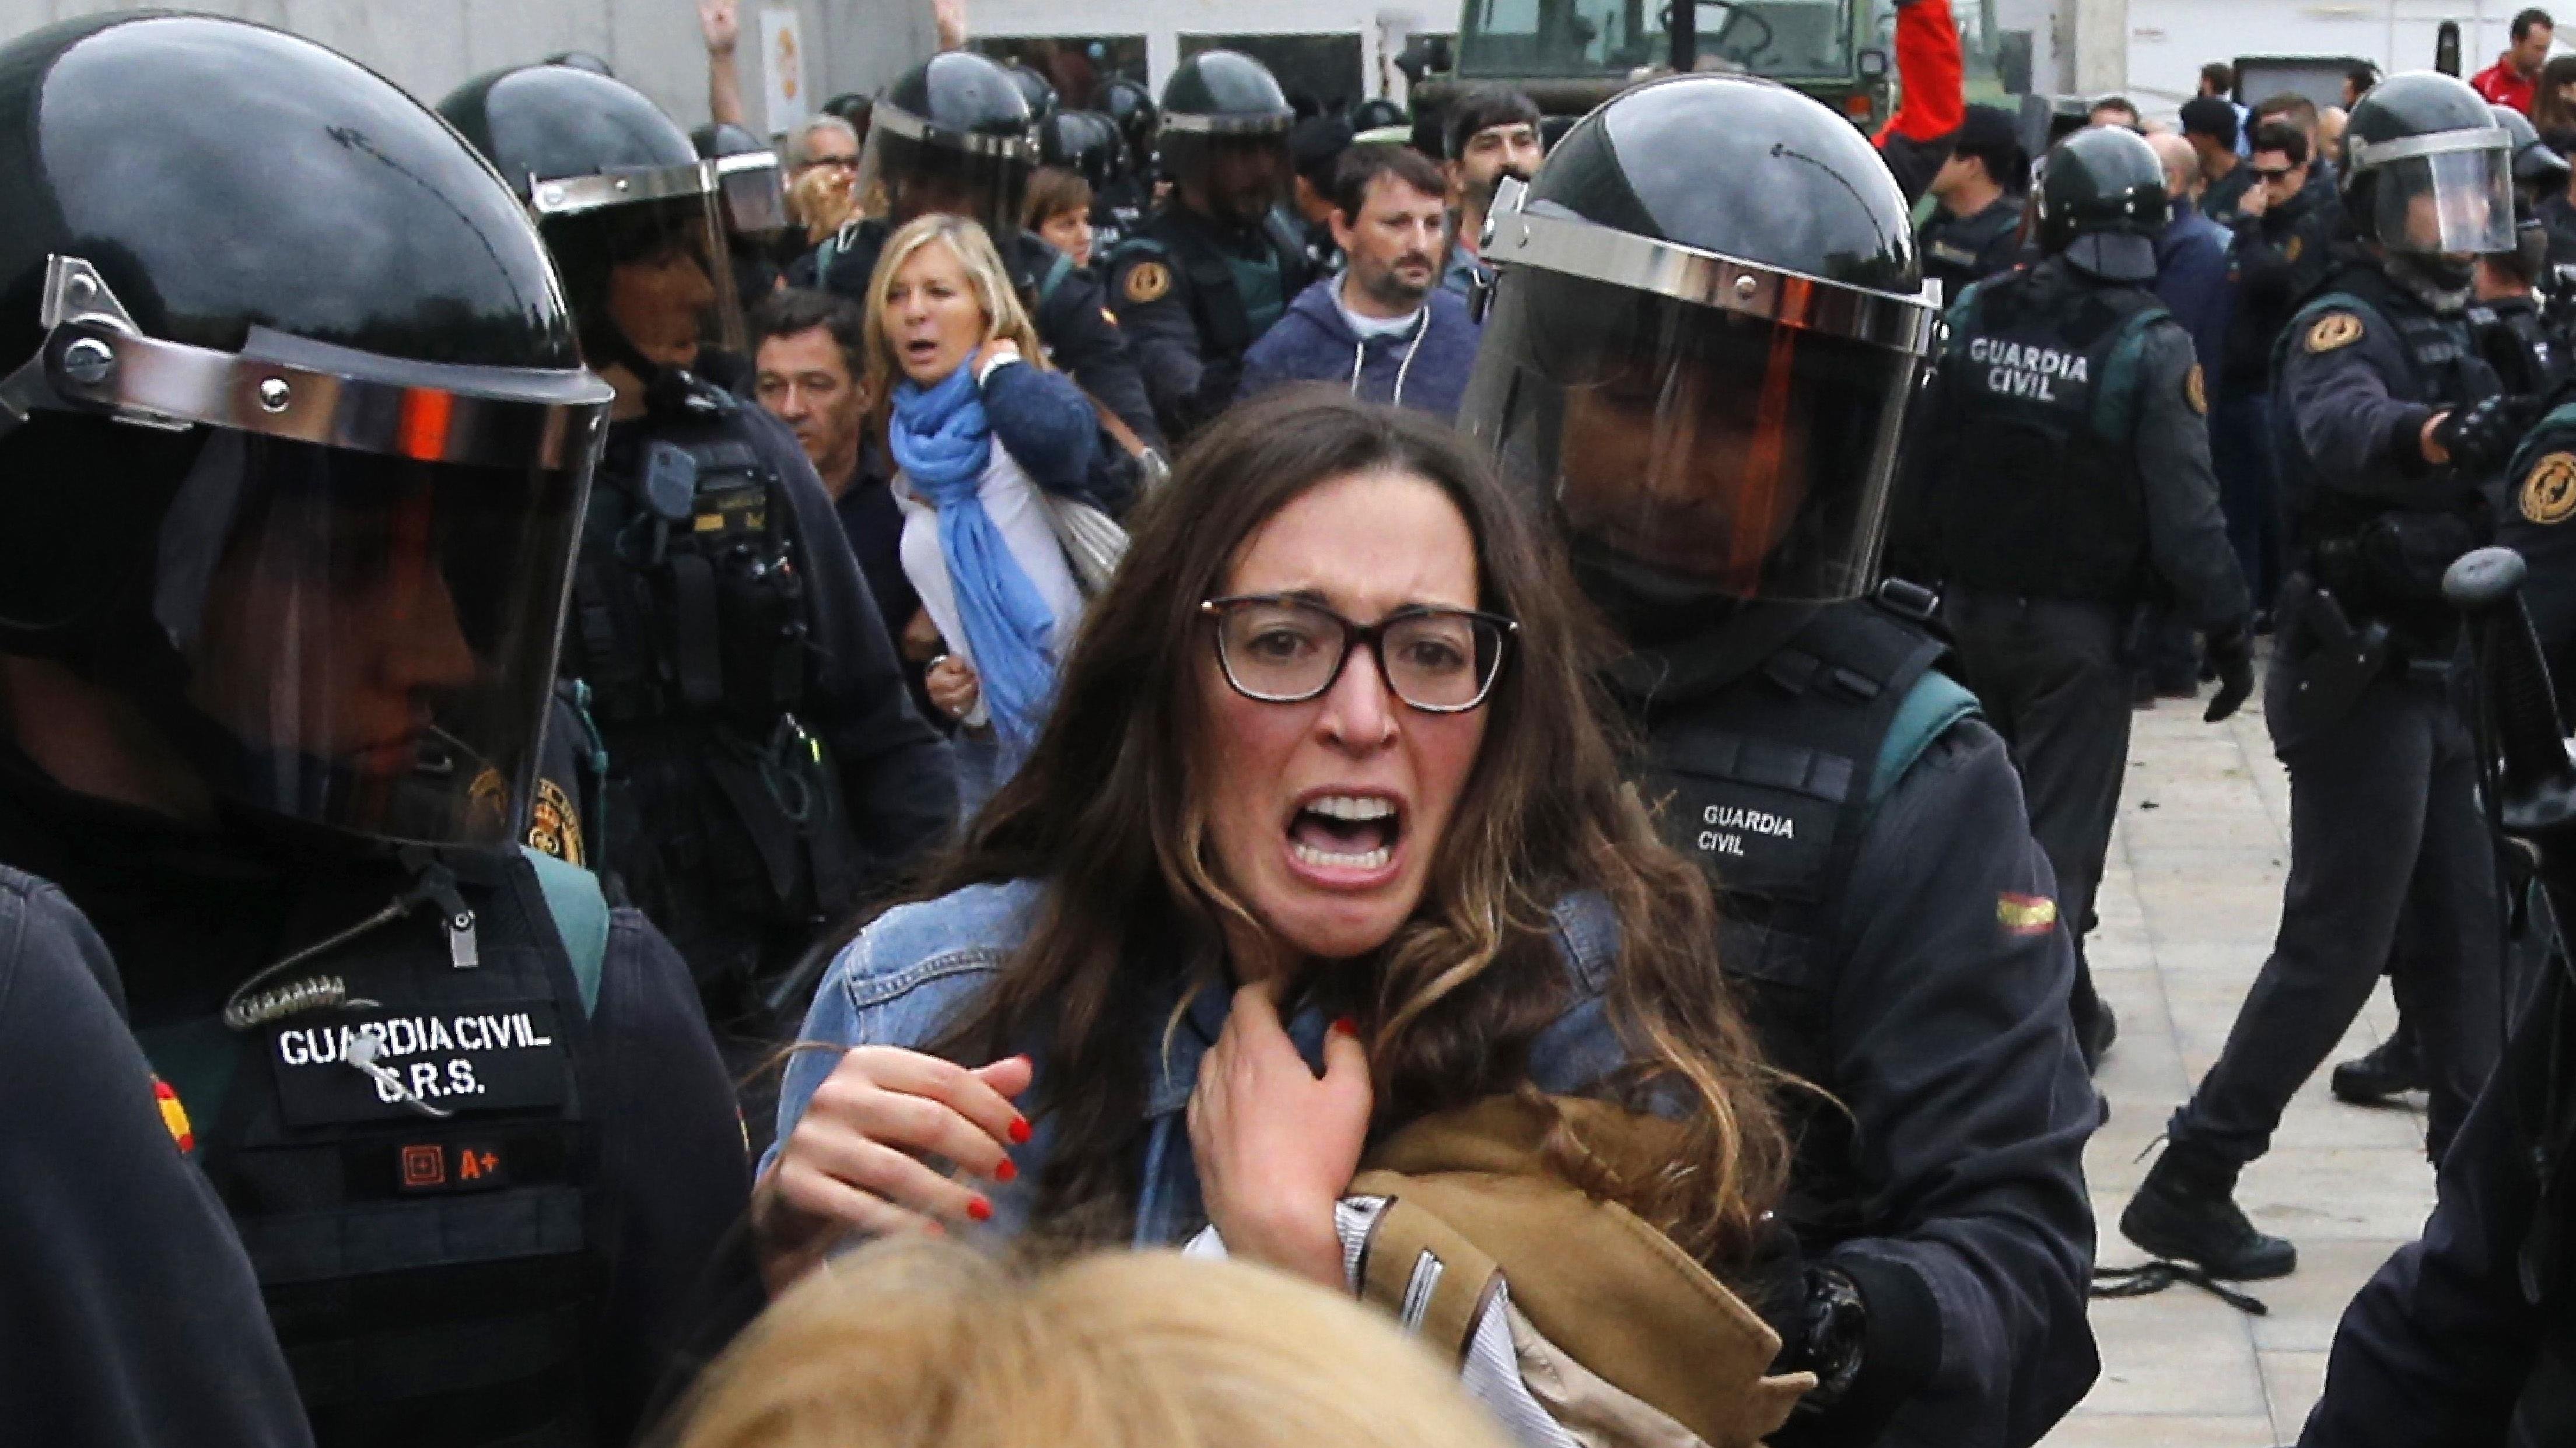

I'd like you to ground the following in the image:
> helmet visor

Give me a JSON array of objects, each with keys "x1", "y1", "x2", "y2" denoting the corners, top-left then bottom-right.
[
  {"x1": 2369, "y1": 146, "x2": 2516, "y2": 256},
  {"x1": 1160, "y1": 130, "x2": 1292, "y2": 225},
  {"x1": 547, "y1": 192, "x2": 747, "y2": 370},
  {"x1": 715, "y1": 151, "x2": 792, "y2": 240},
  {"x1": 1462, "y1": 268, "x2": 1925, "y2": 602},
  {"x1": 859, "y1": 114, "x2": 1034, "y2": 241},
  {"x1": 153, "y1": 429, "x2": 589, "y2": 845}
]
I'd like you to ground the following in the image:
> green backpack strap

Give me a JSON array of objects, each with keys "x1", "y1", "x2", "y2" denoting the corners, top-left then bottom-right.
[
  {"x1": 1870, "y1": 671, "x2": 1982, "y2": 808},
  {"x1": 1037, "y1": 248, "x2": 1073, "y2": 310},
  {"x1": 2092, "y1": 303, "x2": 2176, "y2": 442},
  {"x1": 521, "y1": 846, "x2": 610, "y2": 1018}
]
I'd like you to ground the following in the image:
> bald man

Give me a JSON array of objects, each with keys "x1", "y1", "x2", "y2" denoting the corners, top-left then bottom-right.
[{"x1": 2149, "y1": 130, "x2": 2235, "y2": 369}]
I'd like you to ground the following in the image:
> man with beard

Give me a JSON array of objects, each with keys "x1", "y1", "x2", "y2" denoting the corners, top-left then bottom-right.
[
  {"x1": 1235, "y1": 145, "x2": 1482, "y2": 419},
  {"x1": 1105, "y1": 50, "x2": 1317, "y2": 442},
  {"x1": 1439, "y1": 85, "x2": 1543, "y2": 299}
]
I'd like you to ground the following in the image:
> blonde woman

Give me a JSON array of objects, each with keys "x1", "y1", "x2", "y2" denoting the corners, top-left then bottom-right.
[
  {"x1": 861, "y1": 213, "x2": 1100, "y2": 786},
  {"x1": 670, "y1": 1237, "x2": 1512, "y2": 1448}
]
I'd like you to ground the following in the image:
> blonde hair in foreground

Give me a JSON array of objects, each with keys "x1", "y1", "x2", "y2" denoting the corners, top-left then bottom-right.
[
  {"x1": 859, "y1": 212, "x2": 1047, "y2": 440},
  {"x1": 667, "y1": 1237, "x2": 1512, "y2": 1448}
]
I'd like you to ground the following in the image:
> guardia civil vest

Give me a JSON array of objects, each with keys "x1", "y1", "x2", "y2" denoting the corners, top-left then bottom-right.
[
  {"x1": 139, "y1": 848, "x2": 611, "y2": 1448},
  {"x1": 1627, "y1": 594, "x2": 1976, "y2": 1239},
  {"x1": 2272, "y1": 264, "x2": 2497, "y2": 645},
  {"x1": 1927, "y1": 267, "x2": 2169, "y2": 602},
  {"x1": 566, "y1": 376, "x2": 859, "y2": 1018},
  {"x1": 1118, "y1": 205, "x2": 1315, "y2": 362}
]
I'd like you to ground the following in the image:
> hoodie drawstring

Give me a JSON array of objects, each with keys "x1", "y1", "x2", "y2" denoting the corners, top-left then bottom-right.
[{"x1": 1348, "y1": 309, "x2": 1429, "y2": 408}]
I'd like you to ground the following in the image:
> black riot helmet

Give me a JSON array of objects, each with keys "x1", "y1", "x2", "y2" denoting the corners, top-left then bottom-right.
[
  {"x1": 1100, "y1": 77, "x2": 1159, "y2": 167},
  {"x1": 1158, "y1": 50, "x2": 1297, "y2": 228},
  {"x1": 440, "y1": 63, "x2": 747, "y2": 378},
  {"x1": 2493, "y1": 103, "x2": 2571, "y2": 194},
  {"x1": 1351, "y1": 97, "x2": 1409, "y2": 132},
  {"x1": 2032, "y1": 125, "x2": 2171, "y2": 283},
  {"x1": 0, "y1": 15, "x2": 610, "y2": 848},
  {"x1": 692, "y1": 121, "x2": 792, "y2": 242},
  {"x1": 1040, "y1": 110, "x2": 1129, "y2": 194},
  {"x1": 855, "y1": 51, "x2": 1039, "y2": 240},
  {"x1": 1003, "y1": 61, "x2": 1059, "y2": 122},
  {"x1": 1461, "y1": 74, "x2": 1938, "y2": 610},
  {"x1": 2342, "y1": 71, "x2": 2516, "y2": 258}
]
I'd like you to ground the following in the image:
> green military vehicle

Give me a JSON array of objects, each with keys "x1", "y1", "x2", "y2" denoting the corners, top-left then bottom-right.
[{"x1": 1407, "y1": 0, "x2": 1899, "y2": 132}]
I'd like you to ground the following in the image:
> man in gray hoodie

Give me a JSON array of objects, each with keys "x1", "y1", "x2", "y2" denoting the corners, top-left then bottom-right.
[{"x1": 1236, "y1": 144, "x2": 1482, "y2": 420}]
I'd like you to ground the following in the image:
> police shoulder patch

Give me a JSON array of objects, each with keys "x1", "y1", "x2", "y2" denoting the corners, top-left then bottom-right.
[
  {"x1": 1997, "y1": 892, "x2": 2059, "y2": 937},
  {"x1": 526, "y1": 777, "x2": 585, "y2": 867},
  {"x1": 2285, "y1": 234, "x2": 2304, "y2": 263},
  {"x1": 153, "y1": 1075, "x2": 193, "y2": 1154},
  {"x1": 2522, "y1": 451, "x2": 2576, "y2": 525},
  {"x1": 2184, "y1": 363, "x2": 2207, "y2": 415},
  {"x1": 2305, "y1": 311, "x2": 2364, "y2": 353},
  {"x1": 1122, "y1": 259, "x2": 1172, "y2": 304}
]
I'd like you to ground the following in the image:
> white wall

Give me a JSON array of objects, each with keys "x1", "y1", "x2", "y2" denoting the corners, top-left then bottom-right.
[
  {"x1": 0, "y1": 0, "x2": 933, "y2": 131},
  {"x1": 2121, "y1": 0, "x2": 2544, "y2": 117}
]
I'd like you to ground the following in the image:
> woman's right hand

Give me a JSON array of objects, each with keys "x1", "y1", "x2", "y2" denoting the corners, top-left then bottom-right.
[
  {"x1": 925, "y1": 654, "x2": 982, "y2": 721},
  {"x1": 753, "y1": 1047, "x2": 1034, "y2": 1292}
]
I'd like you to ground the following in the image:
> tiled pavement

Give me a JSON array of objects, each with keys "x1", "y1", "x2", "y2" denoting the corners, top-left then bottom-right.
[{"x1": 2036, "y1": 685, "x2": 2440, "y2": 1448}]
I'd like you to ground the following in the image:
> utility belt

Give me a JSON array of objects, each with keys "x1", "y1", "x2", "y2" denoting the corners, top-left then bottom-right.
[{"x1": 2301, "y1": 504, "x2": 2484, "y2": 643}]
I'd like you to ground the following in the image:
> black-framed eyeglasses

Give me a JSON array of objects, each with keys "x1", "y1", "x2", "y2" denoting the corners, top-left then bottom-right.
[
  {"x1": 804, "y1": 155, "x2": 859, "y2": 171},
  {"x1": 1200, "y1": 595, "x2": 1518, "y2": 713}
]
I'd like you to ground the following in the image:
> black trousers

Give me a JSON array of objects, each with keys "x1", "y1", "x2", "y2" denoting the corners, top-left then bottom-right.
[
  {"x1": 1943, "y1": 592, "x2": 2130, "y2": 1035},
  {"x1": 2170, "y1": 661, "x2": 2503, "y2": 1166}
]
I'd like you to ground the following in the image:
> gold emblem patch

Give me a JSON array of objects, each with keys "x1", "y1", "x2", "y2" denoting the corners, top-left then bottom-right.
[
  {"x1": 1122, "y1": 259, "x2": 1172, "y2": 305},
  {"x1": 527, "y1": 777, "x2": 586, "y2": 866},
  {"x1": 2285, "y1": 234, "x2": 2304, "y2": 263},
  {"x1": 2522, "y1": 451, "x2": 2576, "y2": 525},
  {"x1": 2184, "y1": 363, "x2": 2207, "y2": 416},
  {"x1": 2306, "y1": 311, "x2": 2364, "y2": 353}
]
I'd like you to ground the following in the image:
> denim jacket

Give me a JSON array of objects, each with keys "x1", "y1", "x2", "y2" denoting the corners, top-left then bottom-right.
[{"x1": 767, "y1": 879, "x2": 1633, "y2": 1246}]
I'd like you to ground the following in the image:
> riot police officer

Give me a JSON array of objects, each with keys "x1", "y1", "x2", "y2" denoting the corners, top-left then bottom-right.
[
  {"x1": 2122, "y1": 71, "x2": 2521, "y2": 1282},
  {"x1": 0, "y1": 16, "x2": 751, "y2": 1445},
  {"x1": 692, "y1": 120, "x2": 794, "y2": 319},
  {"x1": 1039, "y1": 108, "x2": 1133, "y2": 253},
  {"x1": 1913, "y1": 125, "x2": 2255, "y2": 1070},
  {"x1": 1465, "y1": 73, "x2": 2100, "y2": 1446},
  {"x1": 439, "y1": 63, "x2": 957, "y2": 1070},
  {"x1": 0, "y1": 868, "x2": 310, "y2": 1447},
  {"x1": 806, "y1": 51, "x2": 1164, "y2": 458},
  {"x1": 1105, "y1": 50, "x2": 1319, "y2": 443}
]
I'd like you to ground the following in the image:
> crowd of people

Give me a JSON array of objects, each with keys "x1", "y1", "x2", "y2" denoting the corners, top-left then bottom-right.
[{"x1": 20, "y1": 1, "x2": 2576, "y2": 1446}]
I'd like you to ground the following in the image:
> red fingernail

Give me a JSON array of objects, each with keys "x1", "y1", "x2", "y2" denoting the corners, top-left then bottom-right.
[
  {"x1": 966, "y1": 1195, "x2": 994, "y2": 1222},
  {"x1": 1008, "y1": 1117, "x2": 1032, "y2": 1145},
  {"x1": 993, "y1": 1157, "x2": 1017, "y2": 1183},
  {"x1": 1332, "y1": 1016, "x2": 1360, "y2": 1036}
]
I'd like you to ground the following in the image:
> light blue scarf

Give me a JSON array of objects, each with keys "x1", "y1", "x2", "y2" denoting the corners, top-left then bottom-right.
[{"x1": 890, "y1": 362, "x2": 1059, "y2": 761}]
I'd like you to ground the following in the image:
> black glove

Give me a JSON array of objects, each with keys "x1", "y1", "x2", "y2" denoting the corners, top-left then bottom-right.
[
  {"x1": 2204, "y1": 619, "x2": 2255, "y2": 723},
  {"x1": 2431, "y1": 394, "x2": 2542, "y2": 476}
]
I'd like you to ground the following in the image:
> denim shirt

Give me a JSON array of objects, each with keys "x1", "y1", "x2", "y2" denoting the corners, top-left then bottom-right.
[{"x1": 766, "y1": 879, "x2": 1632, "y2": 1246}]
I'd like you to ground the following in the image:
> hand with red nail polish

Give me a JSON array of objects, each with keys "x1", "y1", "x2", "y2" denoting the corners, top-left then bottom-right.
[
  {"x1": 753, "y1": 1047, "x2": 1035, "y2": 1291},
  {"x1": 1186, "y1": 979, "x2": 1372, "y2": 1291}
]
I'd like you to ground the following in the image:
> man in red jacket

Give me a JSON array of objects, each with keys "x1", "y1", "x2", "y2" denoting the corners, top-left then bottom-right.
[{"x1": 2474, "y1": 8, "x2": 2554, "y2": 113}]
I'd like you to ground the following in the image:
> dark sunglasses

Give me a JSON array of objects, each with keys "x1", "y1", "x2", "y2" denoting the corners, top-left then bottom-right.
[
  {"x1": 1200, "y1": 595, "x2": 1518, "y2": 714},
  {"x1": 2252, "y1": 166, "x2": 2296, "y2": 181}
]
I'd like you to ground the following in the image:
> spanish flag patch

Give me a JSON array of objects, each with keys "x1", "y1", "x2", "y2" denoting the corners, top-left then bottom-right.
[
  {"x1": 1997, "y1": 893, "x2": 2059, "y2": 937},
  {"x1": 153, "y1": 1075, "x2": 194, "y2": 1155}
]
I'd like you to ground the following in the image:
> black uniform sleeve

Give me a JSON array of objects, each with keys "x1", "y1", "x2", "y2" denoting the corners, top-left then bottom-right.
[
  {"x1": 740, "y1": 405, "x2": 958, "y2": 888},
  {"x1": 2277, "y1": 316, "x2": 2440, "y2": 500},
  {"x1": 1818, "y1": 720, "x2": 2101, "y2": 1447},
  {"x1": 0, "y1": 869, "x2": 313, "y2": 1448},
  {"x1": 2293, "y1": 982, "x2": 2553, "y2": 1447},
  {"x1": 584, "y1": 907, "x2": 761, "y2": 1447},
  {"x1": 1036, "y1": 263, "x2": 1167, "y2": 452},
  {"x1": 2134, "y1": 324, "x2": 2253, "y2": 630},
  {"x1": 1107, "y1": 250, "x2": 1231, "y2": 440}
]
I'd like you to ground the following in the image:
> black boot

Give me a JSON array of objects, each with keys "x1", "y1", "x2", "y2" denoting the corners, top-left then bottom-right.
[
  {"x1": 2330, "y1": 1028, "x2": 2423, "y2": 1106},
  {"x1": 2119, "y1": 1139, "x2": 2297, "y2": 1280}
]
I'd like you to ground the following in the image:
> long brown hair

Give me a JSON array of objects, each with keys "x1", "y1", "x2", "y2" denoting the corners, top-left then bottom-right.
[
  {"x1": 904, "y1": 389, "x2": 1787, "y2": 1266},
  {"x1": 2540, "y1": 54, "x2": 2576, "y2": 139}
]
